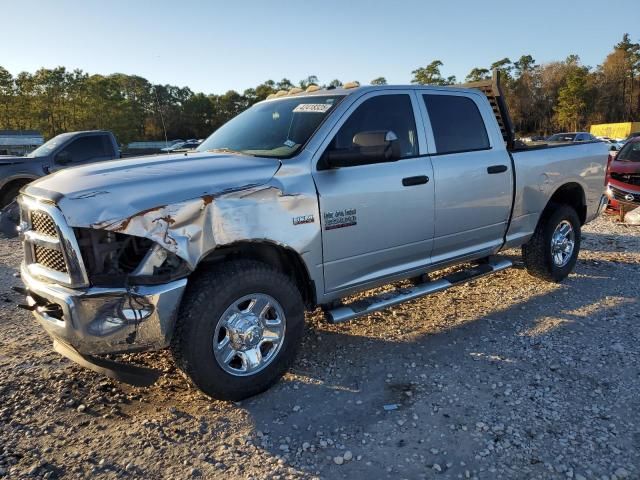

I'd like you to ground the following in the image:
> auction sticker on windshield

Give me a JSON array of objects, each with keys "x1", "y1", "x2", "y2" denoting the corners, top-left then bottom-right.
[{"x1": 293, "y1": 104, "x2": 333, "y2": 113}]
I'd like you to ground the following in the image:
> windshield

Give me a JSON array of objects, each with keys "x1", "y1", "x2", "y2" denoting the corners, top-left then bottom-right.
[
  {"x1": 27, "y1": 133, "x2": 73, "y2": 158},
  {"x1": 197, "y1": 95, "x2": 344, "y2": 158},
  {"x1": 547, "y1": 133, "x2": 576, "y2": 142},
  {"x1": 617, "y1": 141, "x2": 640, "y2": 162}
]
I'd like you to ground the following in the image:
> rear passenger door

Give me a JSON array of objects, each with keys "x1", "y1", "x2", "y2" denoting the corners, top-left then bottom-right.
[{"x1": 418, "y1": 91, "x2": 513, "y2": 264}]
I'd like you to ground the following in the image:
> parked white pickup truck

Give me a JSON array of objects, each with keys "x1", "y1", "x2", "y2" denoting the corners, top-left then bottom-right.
[{"x1": 17, "y1": 72, "x2": 608, "y2": 400}]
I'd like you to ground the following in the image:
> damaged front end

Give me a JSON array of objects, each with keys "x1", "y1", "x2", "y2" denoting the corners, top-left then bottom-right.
[
  {"x1": 17, "y1": 150, "x2": 322, "y2": 384},
  {"x1": 73, "y1": 227, "x2": 190, "y2": 287},
  {"x1": 19, "y1": 195, "x2": 189, "y2": 356}
]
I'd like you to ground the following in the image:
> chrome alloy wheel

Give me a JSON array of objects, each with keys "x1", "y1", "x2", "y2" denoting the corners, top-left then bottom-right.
[
  {"x1": 213, "y1": 293, "x2": 286, "y2": 376},
  {"x1": 550, "y1": 220, "x2": 575, "y2": 267}
]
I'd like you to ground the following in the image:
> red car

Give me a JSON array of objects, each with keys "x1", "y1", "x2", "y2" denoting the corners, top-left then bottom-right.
[{"x1": 606, "y1": 137, "x2": 640, "y2": 215}]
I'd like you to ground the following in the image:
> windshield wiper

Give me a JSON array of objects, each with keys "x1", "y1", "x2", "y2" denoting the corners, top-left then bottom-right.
[{"x1": 205, "y1": 147, "x2": 254, "y2": 156}]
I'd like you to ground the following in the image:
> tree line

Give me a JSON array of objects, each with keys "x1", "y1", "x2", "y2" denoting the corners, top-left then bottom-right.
[{"x1": 0, "y1": 34, "x2": 638, "y2": 144}]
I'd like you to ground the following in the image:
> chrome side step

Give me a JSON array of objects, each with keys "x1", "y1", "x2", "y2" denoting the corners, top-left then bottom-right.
[{"x1": 325, "y1": 257, "x2": 513, "y2": 324}]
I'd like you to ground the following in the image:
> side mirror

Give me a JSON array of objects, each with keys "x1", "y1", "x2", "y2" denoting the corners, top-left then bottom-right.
[
  {"x1": 323, "y1": 130, "x2": 401, "y2": 169},
  {"x1": 55, "y1": 150, "x2": 72, "y2": 164}
]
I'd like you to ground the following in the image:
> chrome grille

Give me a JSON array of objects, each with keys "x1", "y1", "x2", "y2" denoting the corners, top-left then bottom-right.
[
  {"x1": 31, "y1": 211, "x2": 58, "y2": 237},
  {"x1": 33, "y1": 245, "x2": 68, "y2": 273},
  {"x1": 19, "y1": 195, "x2": 89, "y2": 287},
  {"x1": 609, "y1": 185, "x2": 640, "y2": 204}
]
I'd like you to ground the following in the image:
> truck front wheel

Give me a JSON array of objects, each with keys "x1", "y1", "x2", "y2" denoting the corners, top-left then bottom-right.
[
  {"x1": 522, "y1": 204, "x2": 581, "y2": 282},
  {"x1": 171, "y1": 259, "x2": 304, "y2": 401}
]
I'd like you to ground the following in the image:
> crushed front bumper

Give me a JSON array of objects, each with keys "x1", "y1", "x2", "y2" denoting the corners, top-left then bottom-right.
[{"x1": 21, "y1": 263, "x2": 187, "y2": 355}]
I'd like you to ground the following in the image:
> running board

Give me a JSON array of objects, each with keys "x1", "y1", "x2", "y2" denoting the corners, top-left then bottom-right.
[{"x1": 325, "y1": 257, "x2": 513, "y2": 324}]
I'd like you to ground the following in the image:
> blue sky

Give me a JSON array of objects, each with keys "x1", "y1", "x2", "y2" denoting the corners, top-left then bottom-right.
[{"x1": 2, "y1": 0, "x2": 638, "y2": 94}]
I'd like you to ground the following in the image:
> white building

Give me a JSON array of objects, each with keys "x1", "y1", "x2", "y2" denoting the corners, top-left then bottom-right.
[{"x1": 0, "y1": 130, "x2": 44, "y2": 156}]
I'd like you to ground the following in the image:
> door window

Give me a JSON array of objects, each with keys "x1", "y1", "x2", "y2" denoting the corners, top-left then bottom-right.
[
  {"x1": 59, "y1": 135, "x2": 108, "y2": 164},
  {"x1": 422, "y1": 94, "x2": 489, "y2": 154},
  {"x1": 327, "y1": 94, "x2": 418, "y2": 164}
]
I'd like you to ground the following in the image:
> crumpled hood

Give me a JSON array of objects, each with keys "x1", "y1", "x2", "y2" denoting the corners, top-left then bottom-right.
[{"x1": 24, "y1": 151, "x2": 281, "y2": 227}]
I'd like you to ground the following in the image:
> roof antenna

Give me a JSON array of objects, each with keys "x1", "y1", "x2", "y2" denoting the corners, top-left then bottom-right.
[{"x1": 153, "y1": 84, "x2": 169, "y2": 153}]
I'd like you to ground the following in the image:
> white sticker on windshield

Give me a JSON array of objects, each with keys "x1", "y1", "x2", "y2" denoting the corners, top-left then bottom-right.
[
  {"x1": 293, "y1": 103, "x2": 332, "y2": 113},
  {"x1": 284, "y1": 139, "x2": 295, "y2": 148}
]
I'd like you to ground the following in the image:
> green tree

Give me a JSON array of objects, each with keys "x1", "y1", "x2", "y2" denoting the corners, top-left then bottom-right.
[
  {"x1": 554, "y1": 67, "x2": 588, "y2": 131},
  {"x1": 490, "y1": 58, "x2": 513, "y2": 82},
  {"x1": 614, "y1": 33, "x2": 640, "y2": 119},
  {"x1": 370, "y1": 77, "x2": 387, "y2": 85},
  {"x1": 182, "y1": 93, "x2": 215, "y2": 138},
  {"x1": 593, "y1": 48, "x2": 629, "y2": 123},
  {"x1": 510, "y1": 56, "x2": 539, "y2": 133},
  {"x1": 0, "y1": 66, "x2": 15, "y2": 129},
  {"x1": 514, "y1": 55, "x2": 535, "y2": 77},
  {"x1": 411, "y1": 60, "x2": 455, "y2": 85},
  {"x1": 465, "y1": 68, "x2": 490, "y2": 82},
  {"x1": 327, "y1": 79, "x2": 343, "y2": 88},
  {"x1": 276, "y1": 78, "x2": 294, "y2": 91},
  {"x1": 299, "y1": 75, "x2": 319, "y2": 89}
]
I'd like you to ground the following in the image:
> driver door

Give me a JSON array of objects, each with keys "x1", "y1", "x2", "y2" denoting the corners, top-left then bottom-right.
[{"x1": 311, "y1": 91, "x2": 435, "y2": 293}]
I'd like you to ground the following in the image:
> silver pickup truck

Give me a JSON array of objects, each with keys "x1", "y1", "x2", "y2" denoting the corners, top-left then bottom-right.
[{"x1": 17, "y1": 73, "x2": 608, "y2": 400}]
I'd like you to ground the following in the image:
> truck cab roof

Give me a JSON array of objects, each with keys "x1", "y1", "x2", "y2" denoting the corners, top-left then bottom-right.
[
  {"x1": 262, "y1": 74, "x2": 514, "y2": 149},
  {"x1": 262, "y1": 83, "x2": 482, "y2": 102}
]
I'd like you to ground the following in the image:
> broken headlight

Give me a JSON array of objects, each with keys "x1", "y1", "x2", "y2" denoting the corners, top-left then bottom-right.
[{"x1": 74, "y1": 228, "x2": 190, "y2": 287}]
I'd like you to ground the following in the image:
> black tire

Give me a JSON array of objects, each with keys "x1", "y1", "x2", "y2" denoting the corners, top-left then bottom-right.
[
  {"x1": 171, "y1": 259, "x2": 305, "y2": 401},
  {"x1": 0, "y1": 183, "x2": 24, "y2": 209},
  {"x1": 522, "y1": 204, "x2": 581, "y2": 282},
  {"x1": 0, "y1": 200, "x2": 20, "y2": 238}
]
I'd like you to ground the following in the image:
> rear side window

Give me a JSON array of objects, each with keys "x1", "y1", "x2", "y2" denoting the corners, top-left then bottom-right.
[
  {"x1": 101, "y1": 135, "x2": 114, "y2": 156},
  {"x1": 64, "y1": 136, "x2": 109, "y2": 163},
  {"x1": 422, "y1": 94, "x2": 490, "y2": 154}
]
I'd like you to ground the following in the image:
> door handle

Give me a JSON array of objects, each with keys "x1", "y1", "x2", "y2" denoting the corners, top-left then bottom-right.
[
  {"x1": 487, "y1": 165, "x2": 508, "y2": 174},
  {"x1": 402, "y1": 175, "x2": 429, "y2": 186}
]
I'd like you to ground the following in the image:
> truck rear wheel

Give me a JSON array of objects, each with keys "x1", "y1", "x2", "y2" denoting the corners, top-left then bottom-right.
[
  {"x1": 171, "y1": 259, "x2": 304, "y2": 401},
  {"x1": 522, "y1": 204, "x2": 581, "y2": 282}
]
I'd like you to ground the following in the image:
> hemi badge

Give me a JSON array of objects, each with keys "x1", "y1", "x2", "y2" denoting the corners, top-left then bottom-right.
[{"x1": 293, "y1": 214, "x2": 314, "y2": 226}]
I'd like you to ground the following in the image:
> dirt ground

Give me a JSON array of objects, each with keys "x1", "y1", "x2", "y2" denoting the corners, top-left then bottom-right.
[{"x1": 0, "y1": 214, "x2": 639, "y2": 480}]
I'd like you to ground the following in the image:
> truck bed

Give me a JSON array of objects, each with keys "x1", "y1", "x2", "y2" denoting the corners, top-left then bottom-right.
[{"x1": 504, "y1": 141, "x2": 608, "y2": 249}]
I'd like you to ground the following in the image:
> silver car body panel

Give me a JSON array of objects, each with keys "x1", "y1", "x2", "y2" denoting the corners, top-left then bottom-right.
[
  {"x1": 20, "y1": 84, "x2": 608, "y2": 355},
  {"x1": 414, "y1": 88, "x2": 514, "y2": 264},
  {"x1": 503, "y1": 143, "x2": 607, "y2": 249},
  {"x1": 311, "y1": 89, "x2": 435, "y2": 293}
]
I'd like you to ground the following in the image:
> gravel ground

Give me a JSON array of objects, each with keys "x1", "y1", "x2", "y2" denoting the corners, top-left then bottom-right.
[{"x1": 0, "y1": 214, "x2": 639, "y2": 480}]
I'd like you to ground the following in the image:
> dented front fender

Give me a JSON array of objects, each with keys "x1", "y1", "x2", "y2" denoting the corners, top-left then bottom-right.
[{"x1": 23, "y1": 152, "x2": 325, "y2": 300}]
